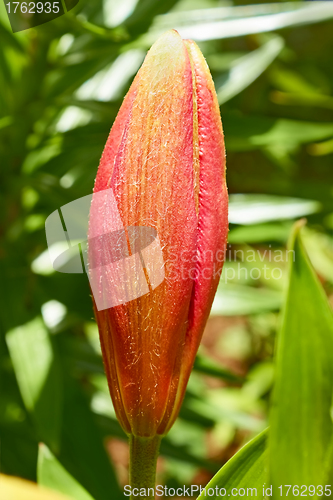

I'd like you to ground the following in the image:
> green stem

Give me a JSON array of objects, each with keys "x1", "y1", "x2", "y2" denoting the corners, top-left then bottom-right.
[{"x1": 129, "y1": 435, "x2": 161, "y2": 500}]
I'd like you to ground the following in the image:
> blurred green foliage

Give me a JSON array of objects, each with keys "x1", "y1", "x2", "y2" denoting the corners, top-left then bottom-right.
[{"x1": 1, "y1": 0, "x2": 333, "y2": 498}]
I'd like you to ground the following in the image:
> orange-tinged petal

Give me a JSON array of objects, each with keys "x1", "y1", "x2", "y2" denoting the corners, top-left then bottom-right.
[
  {"x1": 160, "y1": 39, "x2": 228, "y2": 434},
  {"x1": 89, "y1": 31, "x2": 228, "y2": 438},
  {"x1": 90, "y1": 30, "x2": 198, "y2": 436},
  {"x1": 93, "y1": 79, "x2": 138, "y2": 193},
  {"x1": 184, "y1": 38, "x2": 228, "y2": 370}
]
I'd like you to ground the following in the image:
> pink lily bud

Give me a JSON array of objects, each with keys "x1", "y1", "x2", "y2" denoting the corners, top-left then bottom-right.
[{"x1": 88, "y1": 30, "x2": 228, "y2": 439}]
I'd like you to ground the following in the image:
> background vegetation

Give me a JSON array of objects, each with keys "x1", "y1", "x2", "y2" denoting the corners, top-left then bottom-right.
[{"x1": 1, "y1": 0, "x2": 333, "y2": 498}]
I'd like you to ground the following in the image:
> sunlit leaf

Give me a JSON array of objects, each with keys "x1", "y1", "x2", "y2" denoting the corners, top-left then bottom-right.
[
  {"x1": 302, "y1": 228, "x2": 333, "y2": 284},
  {"x1": 216, "y1": 36, "x2": 284, "y2": 104},
  {"x1": 55, "y1": 107, "x2": 93, "y2": 133},
  {"x1": 186, "y1": 386, "x2": 266, "y2": 433},
  {"x1": 76, "y1": 49, "x2": 144, "y2": 102},
  {"x1": 144, "y1": 2, "x2": 333, "y2": 42},
  {"x1": 212, "y1": 283, "x2": 282, "y2": 316},
  {"x1": 38, "y1": 445, "x2": 94, "y2": 500},
  {"x1": 229, "y1": 194, "x2": 321, "y2": 225},
  {"x1": 4, "y1": 317, "x2": 121, "y2": 500},
  {"x1": 55, "y1": 373, "x2": 122, "y2": 500},
  {"x1": 45, "y1": 56, "x2": 118, "y2": 99},
  {"x1": 6, "y1": 317, "x2": 63, "y2": 451},
  {"x1": 103, "y1": 0, "x2": 139, "y2": 28},
  {"x1": 198, "y1": 430, "x2": 267, "y2": 499},
  {"x1": 269, "y1": 223, "x2": 333, "y2": 491}
]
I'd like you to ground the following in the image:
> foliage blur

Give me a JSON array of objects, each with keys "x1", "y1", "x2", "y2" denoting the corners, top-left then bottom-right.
[{"x1": 1, "y1": 0, "x2": 333, "y2": 498}]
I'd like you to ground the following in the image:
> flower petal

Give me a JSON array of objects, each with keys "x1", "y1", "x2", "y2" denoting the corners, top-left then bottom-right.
[
  {"x1": 162, "y1": 40, "x2": 228, "y2": 433},
  {"x1": 91, "y1": 31, "x2": 198, "y2": 436}
]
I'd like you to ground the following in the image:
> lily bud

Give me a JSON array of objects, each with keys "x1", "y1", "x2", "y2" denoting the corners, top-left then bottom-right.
[{"x1": 88, "y1": 30, "x2": 228, "y2": 439}]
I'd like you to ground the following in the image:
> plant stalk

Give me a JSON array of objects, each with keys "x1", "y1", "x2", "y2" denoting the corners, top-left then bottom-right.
[{"x1": 129, "y1": 435, "x2": 161, "y2": 500}]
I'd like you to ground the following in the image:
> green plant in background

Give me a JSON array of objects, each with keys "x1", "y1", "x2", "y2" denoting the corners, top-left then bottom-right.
[
  {"x1": 198, "y1": 221, "x2": 333, "y2": 499},
  {"x1": 1, "y1": 0, "x2": 333, "y2": 499}
]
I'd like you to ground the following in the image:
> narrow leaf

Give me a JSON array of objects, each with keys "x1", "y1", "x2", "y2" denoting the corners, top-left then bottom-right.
[
  {"x1": 269, "y1": 222, "x2": 333, "y2": 491},
  {"x1": 216, "y1": 36, "x2": 284, "y2": 104},
  {"x1": 145, "y1": 2, "x2": 333, "y2": 42},
  {"x1": 198, "y1": 430, "x2": 268, "y2": 499},
  {"x1": 212, "y1": 284, "x2": 282, "y2": 316},
  {"x1": 38, "y1": 444, "x2": 94, "y2": 500},
  {"x1": 6, "y1": 317, "x2": 63, "y2": 451},
  {"x1": 229, "y1": 194, "x2": 321, "y2": 225},
  {"x1": 56, "y1": 374, "x2": 122, "y2": 500}
]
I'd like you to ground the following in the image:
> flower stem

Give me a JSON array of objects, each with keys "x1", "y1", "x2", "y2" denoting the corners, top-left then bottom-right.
[{"x1": 129, "y1": 435, "x2": 161, "y2": 500}]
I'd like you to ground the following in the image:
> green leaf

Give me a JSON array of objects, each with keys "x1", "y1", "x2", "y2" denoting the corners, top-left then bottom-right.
[
  {"x1": 0, "y1": 353, "x2": 38, "y2": 480},
  {"x1": 229, "y1": 194, "x2": 321, "y2": 225},
  {"x1": 0, "y1": 21, "x2": 24, "y2": 53},
  {"x1": 269, "y1": 222, "x2": 333, "y2": 491},
  {"x1": 38, "y1": 444, "x2": 94, "y2": 500},
  {"x1": 198, "y1": 430, "x2": 268, "y2": 499},
  {"x1": 269, "y1": 65, "x2": 333, "y2": 111},
  {"x1": 6, "y1": 317, "x2": 63, "y2": 451},
  {"x1": 302, "y1": 228, "x2": 333, "y2": 284},
  {"x1": 45, "y1": 56, "x2": 118, "y2": 99},
  {"x1": 224, "y1": 114, "x2": 333, "y2": 153},
  {"x1": 103, "y1": 0, "x2": 140, "y2": 28},
  {"x1": 144, "y1": 2, "x2": 333, "y2": 43},
  {"x1": 55, "y1": 374, "x2": 122, "y2": 500},
  {"x1": 5, "y1": 317, "x2": 121, "y2": 500},
  {"x1": 216, "y1": 36, "x2": 284, "y2": 104},
  {"x1": 75, "y1": 49, "x2": 144, "y2": 102},
  {"x1": 188, "y1": 398, "x2": 265, "y2": 434},
  {"x1": 212, "y1": 284, "x2": 282, "y2": 316},
  {"x1": 228, "y1": 222, "x2": 292, "y2": 245}
]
